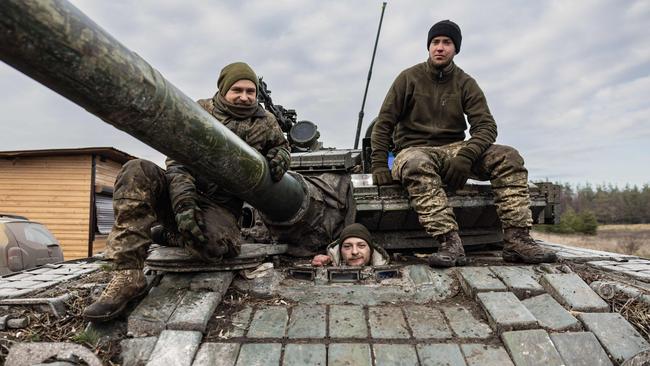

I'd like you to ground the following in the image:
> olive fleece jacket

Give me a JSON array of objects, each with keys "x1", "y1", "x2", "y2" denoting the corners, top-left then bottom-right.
[
  {"x1": 371, "y1": 60, "x2": 497, "y2": 169},
  {"x1": 166, "y1": 96, "x2": 290, "y2": 216}
]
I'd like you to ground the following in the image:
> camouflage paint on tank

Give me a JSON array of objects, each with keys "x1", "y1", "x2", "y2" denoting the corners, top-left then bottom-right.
[{"x1": 0, "y1": 0, "x2": 304, "y2": 221}]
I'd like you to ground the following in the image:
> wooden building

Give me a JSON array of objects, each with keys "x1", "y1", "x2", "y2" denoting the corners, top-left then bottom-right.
[{"x1": 0, "y1": 147, "x2": 136, "y2": 260}]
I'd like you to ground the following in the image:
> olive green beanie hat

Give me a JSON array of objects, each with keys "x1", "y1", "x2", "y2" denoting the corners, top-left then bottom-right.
[
  {"x1": 339, "y1": 223, "x2": 372, "y2": 244},
  {"x1": 217, "y1": 62, "x2": 258, "y2": 97}
]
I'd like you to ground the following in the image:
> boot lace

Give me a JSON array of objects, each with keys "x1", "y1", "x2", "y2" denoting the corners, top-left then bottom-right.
[
  {"x1": 514, "y1": 230, "x2": 538, "y2": 246},
  {"x1": 440, "y1": 232, "x2": 464, "y2": 256},
  {"x1": 100, "y1": 270, "x2": 139, "y2": 299},
  {"x1": 509, "y1": 230, "x2": 552, "y2": 256}
]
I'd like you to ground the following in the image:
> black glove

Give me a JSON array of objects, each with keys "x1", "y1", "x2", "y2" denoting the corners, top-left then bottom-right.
[
  {"x1": 372, "y1": 166, "x2": 393, "y2": 186},
  {"x1": 174, "y1": 201, "x2": 207, "y2": 245},
  {"x1": 443, "y1": 154, "x2": 473, "y2": 190},
  {"x1": 266, "y1": 147, "x2": 290, "y2": 182}
]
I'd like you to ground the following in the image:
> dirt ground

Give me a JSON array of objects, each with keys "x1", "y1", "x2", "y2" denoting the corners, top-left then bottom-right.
[{"x1": 532, "y1": 224, "x2": 650, "y2": 258}]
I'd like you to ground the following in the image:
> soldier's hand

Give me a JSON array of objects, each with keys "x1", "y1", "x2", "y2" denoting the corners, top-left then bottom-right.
[
  {"x1": 266, "y1": 147, "x2": 291, "y2": 182},
  {"x1": 443, "y1": 155, "x2": 472, "y2": 190},
  {"x1": 371, "y1": 166, "x2": 393, "y2": 186},
  {"x1": 175, "y1": 203, "x2": 207, "y2": 244},
  {"x1": 311, "y1": 254, "x2": 332, "y2": 267}
]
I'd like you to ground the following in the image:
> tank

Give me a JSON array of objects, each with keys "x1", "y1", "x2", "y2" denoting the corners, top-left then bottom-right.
[
  {"x1": 1, "y1": 1, "x2": 649, "y2": 365},
  {"x1": 248, "y1": 79, "x2": 560, "y2": 253}
]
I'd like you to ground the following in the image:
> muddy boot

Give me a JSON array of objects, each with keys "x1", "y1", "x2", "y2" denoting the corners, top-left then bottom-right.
[
  {"x1": 151, "y1": 224, "x2": 184, "y2": 247},
  {"x1": 151, "y1": 225, "x2": 224, "y2": 262},
  {"x1": 184, "y1": 239, "x2": 228, "y2": 263},
  {"x1": 429, "y1": 230, "x2": 467, "y2": 267},
  {"x1": 83, "y1": 269, "x2": 147, "y2": 322},
  {"x1": 502, "y1": 227, "x2": 557, "y2": 263}
]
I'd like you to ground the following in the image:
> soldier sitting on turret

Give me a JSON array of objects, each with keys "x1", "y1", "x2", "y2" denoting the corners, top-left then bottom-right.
[
  {"x1": 311, "y1": 223, "x2": 389, "y2": 267},
  {"x1": 371, "y1": 20, "x2": 557, "y2": 268},
  {"x1": 83, "y1": 62, "x2": 291, "y2": 321}
]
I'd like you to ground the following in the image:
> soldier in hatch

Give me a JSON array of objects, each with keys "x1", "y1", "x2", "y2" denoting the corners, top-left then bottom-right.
[
  {"x1": 370, "y1": 20, "x2": 556, "y2": 267},
  {"x1": 311, "y1": 223, "x2": 389, "y2": 267},
  {"x1": 83, "y1": 62, "x2": 291, "y2": 321}
]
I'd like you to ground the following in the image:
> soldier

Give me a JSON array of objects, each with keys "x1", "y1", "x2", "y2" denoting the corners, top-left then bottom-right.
[
  {"x1": 83, "y1": 62, "x2": 291, "y2": 321},
  {"x1": 311, "y1": 223, "x2": 389, "y2": 267},
  {"x1": 371, "y1": 20, "x2": 556, "y2": 267}
]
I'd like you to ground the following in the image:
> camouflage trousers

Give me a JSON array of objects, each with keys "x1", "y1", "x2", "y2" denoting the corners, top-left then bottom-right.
[
  {"x1": 104, "y1": 159, "x2": 241, "y2": 270},
  {"x1": 392, "y1": 142, "x2": 533, "y2": 238}
]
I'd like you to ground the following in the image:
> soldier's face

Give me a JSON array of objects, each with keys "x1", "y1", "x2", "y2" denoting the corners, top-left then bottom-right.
[
  {"x1": 225, "y1": 79, "x2": 257, "y2": 105},
  {"x1": 428, "y1": 36, "x2": 455, "y2": 68},
  {"x1": 340, "y1": 237, "x2": 371, "y2": 266}
]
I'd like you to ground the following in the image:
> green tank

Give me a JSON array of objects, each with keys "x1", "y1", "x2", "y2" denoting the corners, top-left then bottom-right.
[
  {"x1": 0, "y1": 0, "x2": 558, "y2": 254},
  {"x1": 250, "y1": 80, "x2": 561, "y2": 254},
  {"x1": 1, "y1": 2, "x2": 648, "y2": 366}
]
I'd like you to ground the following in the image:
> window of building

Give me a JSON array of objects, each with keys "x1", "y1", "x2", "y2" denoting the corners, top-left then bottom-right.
[{"x1": 95, "y1": 194, "x2": 114, "y2": 235}]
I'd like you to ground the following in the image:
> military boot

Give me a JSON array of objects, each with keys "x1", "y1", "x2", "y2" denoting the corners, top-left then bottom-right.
[
  {"x1": 151, "y1": 224, "x2": 184, "y2": 247},
  {"x1": 429, "y1": 230, "x2": 467, "y2": 267},
  {"x1": 152, "y1": 225, "x2": 226, "y2": 263},
  {"x1": 83, "y1": 269, "x2": 147, "y2": 322},
  {"x1": 502, "y1": 227, "x2": 557, "y2": 263}
]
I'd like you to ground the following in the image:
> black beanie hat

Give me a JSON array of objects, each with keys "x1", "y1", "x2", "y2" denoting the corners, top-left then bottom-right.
[
  {"x1": 427, "y1": 20, "x2": 462, "y2": 54},
  {"x1": 339, "y1": 223, "x2": 372, "y2": 245}
]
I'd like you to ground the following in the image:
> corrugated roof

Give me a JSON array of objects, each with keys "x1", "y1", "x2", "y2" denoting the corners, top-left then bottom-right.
[{"x1": 0, "y1": 147, "x2": 137, "y2": 164}]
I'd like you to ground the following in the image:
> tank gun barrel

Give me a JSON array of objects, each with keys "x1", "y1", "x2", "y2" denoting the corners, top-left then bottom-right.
[{"x1": 0, "y1": 0, "x2": 304, "y2": 221}]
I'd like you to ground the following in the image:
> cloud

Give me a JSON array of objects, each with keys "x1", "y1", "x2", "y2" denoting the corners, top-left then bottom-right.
[{"x1": 1, "y1": 0, "x2": 648, "y2": 187}]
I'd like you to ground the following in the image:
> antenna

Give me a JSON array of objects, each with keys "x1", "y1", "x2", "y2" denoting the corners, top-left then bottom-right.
[{"x1": 353, "y1": 1, "x2": 387, "y2": 149}]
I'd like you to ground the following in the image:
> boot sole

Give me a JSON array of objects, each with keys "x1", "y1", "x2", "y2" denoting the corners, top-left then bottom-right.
[
  {"x1": 429, "y1": 255, "x2": 468, "y2": 268},
  {"x1": 502, "y1": 251, "x2": 557, "y2": 264},
  {"x1": 83, "y1": 285, "x2": 149, "y2": 322}
]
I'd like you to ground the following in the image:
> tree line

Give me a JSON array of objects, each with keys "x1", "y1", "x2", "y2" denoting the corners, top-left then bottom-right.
[{"x1": 554, "y1": 183, "x2": 650, "y2": 225}]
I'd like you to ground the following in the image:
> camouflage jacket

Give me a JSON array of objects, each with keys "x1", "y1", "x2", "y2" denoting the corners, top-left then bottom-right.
[{"x1": 166, "y1": 97, "x2": 290, "y2": 215}]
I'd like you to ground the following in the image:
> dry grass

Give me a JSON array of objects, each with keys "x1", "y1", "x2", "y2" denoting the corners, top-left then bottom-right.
[
  {"x1": 569, "y1": 263, "x2": 650, "y2": 342},
  {"x1": 532, "y1": 224, "x2": 650, "y2": 258},
  {"x1": 611, "y1": 296, "x2": 650, "y2": 341},
  {"x1": 0, "y1": 270, "x2": 120, "y2": 364}
]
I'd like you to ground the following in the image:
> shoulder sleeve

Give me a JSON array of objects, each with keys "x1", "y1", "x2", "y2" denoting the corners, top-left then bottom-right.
[
  {"x1": 460, "y1": 75, "x2": 497, "y2": 160},
  {"x1": 371, "y1": 71, "x2": 409, "y2": 167},
  {"x1": 165, "y1": 158, "x2": 198, "y2": 210},
  {"x1": 196, "y1": 98, "x2": 214, "y2": 114},
  {"x1": 262, "y1": 112, "x2": 290, "y2": 155}
]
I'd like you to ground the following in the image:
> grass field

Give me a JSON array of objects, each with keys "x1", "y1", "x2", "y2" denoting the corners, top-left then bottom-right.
[{"x1": 532, "y1": 224, "x2": 650, "y2": 258}]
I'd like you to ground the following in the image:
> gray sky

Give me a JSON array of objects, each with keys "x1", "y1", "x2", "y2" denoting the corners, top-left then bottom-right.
[{"x1": 1, "y1": 0, "x2": 649, "y2": 187}]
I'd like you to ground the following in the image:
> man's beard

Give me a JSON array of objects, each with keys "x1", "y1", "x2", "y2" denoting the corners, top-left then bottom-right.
[
  {"x1": 347, "y1": 256, "x2": 365, "y2": 264},
  {"x1": 431, "y1": 57, "x2": 452, "y2": 69},
  {"x1": 233, "y1": 100, "x2": 254, "y2": 106}
]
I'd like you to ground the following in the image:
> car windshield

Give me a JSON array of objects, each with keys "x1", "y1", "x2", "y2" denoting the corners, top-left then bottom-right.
[{"x1": 6, "y1": 222, "x2": 59, "y2": 245}]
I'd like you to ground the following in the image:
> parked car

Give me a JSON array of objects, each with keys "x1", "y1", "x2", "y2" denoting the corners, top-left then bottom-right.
[{"x1": 0, "y1": 214, "x2": 64, "y2": 275}]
